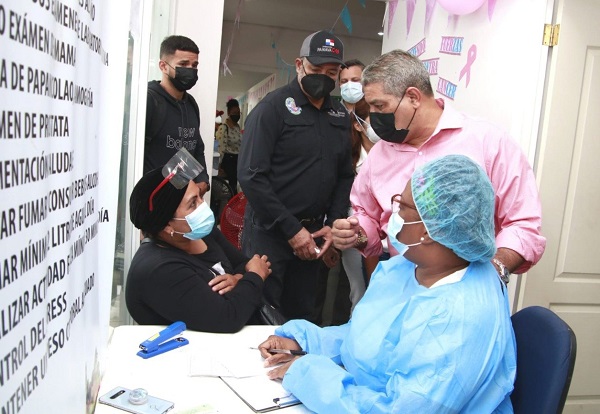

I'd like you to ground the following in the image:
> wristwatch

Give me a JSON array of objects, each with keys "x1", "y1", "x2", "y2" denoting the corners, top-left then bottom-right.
[
  {"x1": 354, "y1": 228, "x2": 368, "y2": 250},
  {"x1": 492, "y1": 258, "x2": 510, "y2": 285}
]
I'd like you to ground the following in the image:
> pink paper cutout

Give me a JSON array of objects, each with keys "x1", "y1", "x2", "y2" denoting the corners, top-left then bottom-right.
[
  {"x1": 447, "y1": 14, "x2": 460, "y2": 30},
  {"x1": 425, "y1": 0, "x2": 437, "y2": 36},
  {"x1": 459, "y1": 44, "x2": 477, "y2": 87},
  {"x1": 488, "y1": 0, "x2": 497, "y2": 20},
  {"x1": 437, "y1": 77, "x2": 457, "y2": 100},
  {"x1": 406, "y1": 0, "x2": 416, "y2": 37},
  {"x1": 439, "y1": 36, "x2": 464, "y2": 55},
  {"x1": 388, "y1": 0, "x2": 399, "y2": 36}
]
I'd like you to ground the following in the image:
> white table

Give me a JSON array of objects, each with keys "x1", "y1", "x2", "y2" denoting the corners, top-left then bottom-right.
[{"x1": 95, "y1": 325, "x2": 313, "y2": 414}]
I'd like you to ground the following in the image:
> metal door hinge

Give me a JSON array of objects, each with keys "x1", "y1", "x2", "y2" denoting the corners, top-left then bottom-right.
[{"x1": 543, "y1": 24, "x2": 560, "y2": 46}]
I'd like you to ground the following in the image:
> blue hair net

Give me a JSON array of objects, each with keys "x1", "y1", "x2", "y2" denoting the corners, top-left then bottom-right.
[{"x1": 411, "y1": 155, "x2": 496, "y2": 262}]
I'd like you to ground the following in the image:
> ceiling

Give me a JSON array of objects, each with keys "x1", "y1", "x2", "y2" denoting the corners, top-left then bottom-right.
[{"x1": 217, "y1": 0, "x2": 387, "y2": 107}]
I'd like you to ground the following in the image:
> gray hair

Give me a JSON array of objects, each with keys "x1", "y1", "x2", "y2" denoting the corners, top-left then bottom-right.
[{"x1": 362, "y1": 50, "x2": 434, "y2": 98}]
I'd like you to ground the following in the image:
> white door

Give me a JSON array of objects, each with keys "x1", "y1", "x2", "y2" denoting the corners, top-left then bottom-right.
[{"x1": 520, "y1": 0, "x2": 600, "y2": 411}]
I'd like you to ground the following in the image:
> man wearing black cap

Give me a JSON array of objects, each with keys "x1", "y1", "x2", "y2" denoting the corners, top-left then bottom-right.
[{"x1": 237, "y1": 30, "x2": 354, "y2": 322}]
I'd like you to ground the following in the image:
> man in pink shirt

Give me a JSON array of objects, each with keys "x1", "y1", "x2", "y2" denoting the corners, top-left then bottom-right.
[{"x1": 332, "y1": 50, "x2": 545, "y2": 277}]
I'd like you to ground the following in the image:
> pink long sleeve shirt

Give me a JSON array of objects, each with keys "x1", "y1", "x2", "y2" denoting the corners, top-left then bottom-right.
[{"x1": 351, "y1": 100, "x2": 546, "y2": 274}]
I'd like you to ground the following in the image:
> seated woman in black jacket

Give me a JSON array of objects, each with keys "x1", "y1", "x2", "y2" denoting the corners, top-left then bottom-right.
[{"x1": 126, "y1": 164, "x2": 271, "y2": 333}]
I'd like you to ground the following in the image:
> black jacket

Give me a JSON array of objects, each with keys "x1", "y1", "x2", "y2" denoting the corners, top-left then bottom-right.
[
  {"x1": 125, "y1": 226, "x2": 263, "y2": 333},
  {"x1": 237, "y1": 78, "x2": 354, "y2": 240},
  {"x1": 144, "y1": 80, "x2": 209, "y2": 184}
]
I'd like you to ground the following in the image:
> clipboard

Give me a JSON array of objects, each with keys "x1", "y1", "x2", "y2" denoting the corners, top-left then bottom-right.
[{"x1": 220, "y1": 375, "x2": 301, "y2": 412}]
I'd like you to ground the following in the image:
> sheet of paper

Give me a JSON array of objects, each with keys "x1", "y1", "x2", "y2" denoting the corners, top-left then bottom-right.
[{"x1": 189, "y1": 346, "x2": 270, "y2": 378}]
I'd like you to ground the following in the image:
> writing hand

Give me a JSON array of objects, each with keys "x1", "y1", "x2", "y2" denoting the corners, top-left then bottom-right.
[
  {"x1": 267, "y1": 358, "x2": 299, "y2": 380},
  {"x1": 257, "y1": 335, "x2": 302, "y2": 366}
]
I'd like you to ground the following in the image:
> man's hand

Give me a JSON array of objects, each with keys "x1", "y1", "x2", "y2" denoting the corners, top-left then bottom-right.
[
  {"x1": 288, "y1": 228, "x2": 320, "y2": 260},
  {"x1": 332, "y1": 217, "x2": 361, "y2": 250},
  {"x1": 196, "y1": 181, "x2": 209, "y2": 197},
  {"x1": 311, "y1": 225, "x2": 333, "y2": 257}
]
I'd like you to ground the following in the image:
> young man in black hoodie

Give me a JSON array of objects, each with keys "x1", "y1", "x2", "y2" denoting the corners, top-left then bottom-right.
[{"x1": 145, "y1": 35, "x2": 210, "y2": 195}]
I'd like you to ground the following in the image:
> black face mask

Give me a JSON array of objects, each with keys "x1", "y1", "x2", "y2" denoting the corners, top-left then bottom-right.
[
  {"x1": 167, "y1": 65, "x2": 198, "y2": 91},
  {"x1": 230, "y1": 114, "x2": 240, "y2": 123},
  {"x1": 301, "y1": 73, "x2": 336, "y2": 100},
  {"x1": 369, "y1": 94, "x2": 417, "y2": 144}
]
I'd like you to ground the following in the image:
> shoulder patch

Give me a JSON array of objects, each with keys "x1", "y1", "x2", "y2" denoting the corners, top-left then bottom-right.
[{"x1": 285, "y1": 97, "x2": 302, "y2": 115}]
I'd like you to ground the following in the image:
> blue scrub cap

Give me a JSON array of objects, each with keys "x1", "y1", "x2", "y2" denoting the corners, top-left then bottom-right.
[{"x1": 411, "y1": 155, "x2": 496, "y2": 262}]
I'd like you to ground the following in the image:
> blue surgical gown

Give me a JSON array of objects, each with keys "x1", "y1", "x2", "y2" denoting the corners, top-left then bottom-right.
[{"x1": 276, "y1": 257, "x2": 516, "y2": 413}]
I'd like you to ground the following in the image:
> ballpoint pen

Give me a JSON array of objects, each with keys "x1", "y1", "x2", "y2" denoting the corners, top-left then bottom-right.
[{"x1": 268, "y1": 349, "x2": 307, "y2": 356}]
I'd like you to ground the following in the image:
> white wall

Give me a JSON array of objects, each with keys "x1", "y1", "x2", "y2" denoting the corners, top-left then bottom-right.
[
  {"x1": 172, "y1": 0, "x2": 226, "y2": 177},
  {"x1": 382, "y1": 0, "x2": 552, "y2": 162}
]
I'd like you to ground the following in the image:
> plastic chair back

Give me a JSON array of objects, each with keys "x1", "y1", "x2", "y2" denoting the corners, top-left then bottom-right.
[
  {"x1": 511, "y1": 306, "x2": 577, "y2": 414},
  {"x1": 219, "y1": 192, "x2": 247, "y2": 250}
]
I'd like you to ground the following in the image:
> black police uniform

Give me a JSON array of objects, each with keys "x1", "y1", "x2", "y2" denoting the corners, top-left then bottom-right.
[{"x1": 238, "y1": 77, "x2": 354, "y2": 322}]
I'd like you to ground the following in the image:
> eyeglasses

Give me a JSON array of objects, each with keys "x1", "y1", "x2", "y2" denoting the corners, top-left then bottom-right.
[{"x1": 391, "y1": 193, "x2": 418, "y2": 214}]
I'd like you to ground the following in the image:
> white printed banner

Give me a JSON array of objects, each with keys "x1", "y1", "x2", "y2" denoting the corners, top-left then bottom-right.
[{"x1": 0, "y1": 0, "x2": 130, "y2": 412}]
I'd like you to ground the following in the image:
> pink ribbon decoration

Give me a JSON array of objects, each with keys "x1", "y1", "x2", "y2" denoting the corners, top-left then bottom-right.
[
  {"x1": 406, "y1": 0, "x2": 416, "y2": 37},
  {"x1": 387, "y1": 0, "x2": 399, "y2": 36},
  {"x1": 488, "y1": 0, "x2": 497, "y2": 20},
  {"x1": 459, "y1": 44, "x2": 477, "y2": 87}
]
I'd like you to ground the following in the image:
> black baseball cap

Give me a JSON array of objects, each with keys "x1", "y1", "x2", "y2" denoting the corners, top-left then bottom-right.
[{"x1": 300, "y1": 30, "x2": 344, "y2": 66}]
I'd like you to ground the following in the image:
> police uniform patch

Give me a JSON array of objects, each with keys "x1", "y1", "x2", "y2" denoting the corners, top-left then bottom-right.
[
  {"x1": 328, "y1": 109, "x2": 346, "y2": 118},
  {"x1": 285, "y1": 97, "x2": 302, "y2": 115}
]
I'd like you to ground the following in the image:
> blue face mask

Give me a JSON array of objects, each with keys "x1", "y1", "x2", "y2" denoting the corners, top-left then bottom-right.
[
  {"x1": 387, "y1": 212, "x2": 423, "y2": 255},
  {"x1": 172, "y1": 201, "x2": 215, "y2": 240}
]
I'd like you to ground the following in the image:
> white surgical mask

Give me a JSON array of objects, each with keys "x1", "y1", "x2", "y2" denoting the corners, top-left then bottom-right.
[
  {"x1": 387, "y1": 212, "x2": 423, "y2": 256},
  {"x1": 341, "y1": 81, "x2": 364, "y2": 104},
  {"x1": 354, "y1": 114, "x2": 381, "y2": 144}
]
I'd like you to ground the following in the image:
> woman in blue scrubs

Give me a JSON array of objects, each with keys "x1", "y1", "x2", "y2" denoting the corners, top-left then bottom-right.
[{"x1": 258, "y1": 154, "x2": 516, "y2": 413}]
